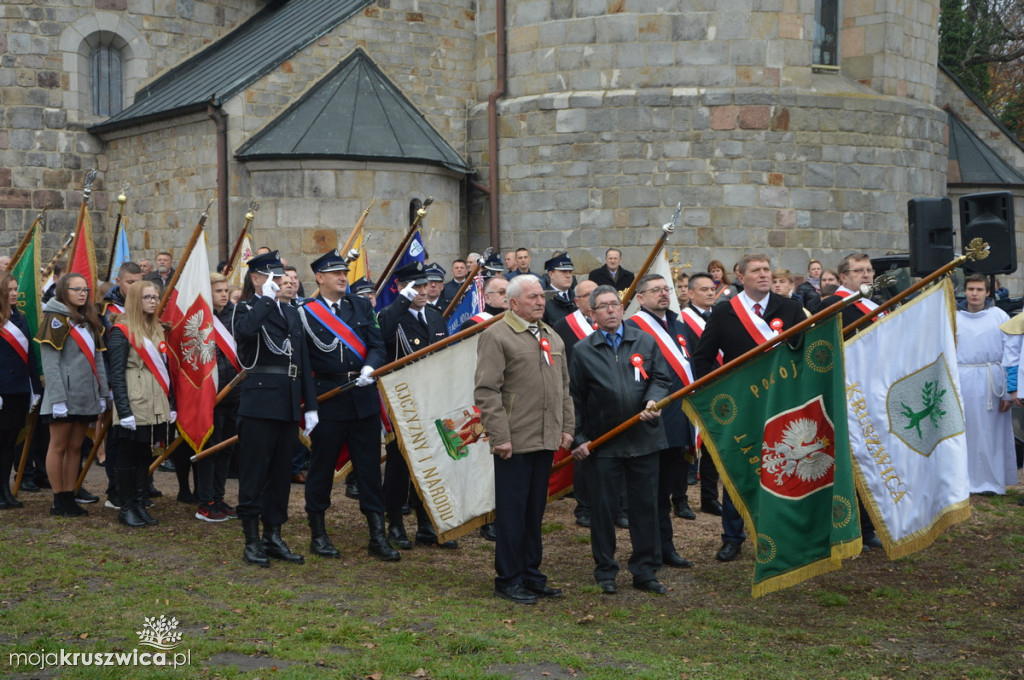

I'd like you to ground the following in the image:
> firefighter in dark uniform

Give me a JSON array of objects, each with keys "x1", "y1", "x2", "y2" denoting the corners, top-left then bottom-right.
[
  {"x1": 298, "y1": 251, "x2": 398, "y2": 561},
  {"x1": 542, "y1": 253, "x2": 578, "y2": 326},
  {"x1": 376, "y1": 261, "x2": 456, "y2": 549},
  {"x1": 232, "y1": 251, "x2": 318, "y2": 567}
]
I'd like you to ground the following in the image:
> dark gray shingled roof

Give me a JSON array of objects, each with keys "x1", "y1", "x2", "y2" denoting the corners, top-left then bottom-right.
[
  {"x1": 234, "y1": 48, "x2": 469, "y2": 174},
  {"x1": 947, "y1": 109, "x2": 1024, "y2": 186},
  {"x1": 88, "y1": 0, "x2": 371, "y2": 134}
]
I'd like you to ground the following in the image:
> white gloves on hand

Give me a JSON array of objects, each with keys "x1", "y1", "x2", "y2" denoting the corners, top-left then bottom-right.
[
  {"x1": 52, "y1": 402, "x2": 68, "y2": 418},
  {"x1": 302, "y1": 410, "x2": 319, "y2": 437},
  {"x1": 399, "y1": 281, "x2": 418, "y2": 301},
  {"x1": 355, "y1": 365, "x2": 375, "y2": 387},
  {"x1": 30, "y1": 394, "x2": 41, "y2": 412},
  {"x1": 99, "y1": 398, "x2": 107, "y2": 413},
  {"x1": 169, "y1": 411, "x2": 177, "y2": 424},
  {"x1": 0, "y1": 396, "x2": 3, "y2": 410},
  {"x1": 120, "y1": 415, "x2": 137, "y2": 431},
  {"x1": 261, "y1": 276, "x2": 281, "y2": 299}
]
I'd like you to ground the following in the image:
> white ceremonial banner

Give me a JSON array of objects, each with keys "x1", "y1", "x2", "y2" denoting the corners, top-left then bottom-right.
[
  {"x1": 844, "y1": 278, "x2": 970, "y2": 559},
  {"x1": 624, "y1": 248, "x2": 680, "y2": 317},
  {"x1": 378, "y1": 335, "x2": 494, "y2": 541}
]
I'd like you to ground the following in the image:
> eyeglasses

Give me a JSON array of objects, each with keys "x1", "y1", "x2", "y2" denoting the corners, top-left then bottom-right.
[
  {"x1": 142, "y1": 295, "x2": 160, "y2": 302},
  {"x1": 639, "y1": 286, "x2": 671, "y2": 295},
  {"x1": 486, "y1": 289, "x2": 507, "y2": 296},
  {"x1": 67, "y1": 286, "x2": 91, "y2": 293},
  {"x1": 593, "y1": 301, "x2": 622, "y2": 312}
]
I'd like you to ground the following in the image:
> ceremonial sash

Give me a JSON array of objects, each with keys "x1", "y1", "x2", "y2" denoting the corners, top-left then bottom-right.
[
  {"x1": 629, "y1": 313, "x2": 693, "y2": 385},
  {"x1": 211, "y1": 314, "x2": 242, "y2": 371},
  {"x1": 712, "y1": 284, "x2": 732, "y2": 302},
  {"x1": 730, "y1": 295, "x2": 777, "y2": 346},
  {"x1": 679, "y1": 307, "x2": 723, "y2": 364},
  {"x1": 565, "y1": 309, "x2": 595, "y2": 340},
  {"x1": 106, "y1": 302, "x2": 124, "y2": 315},
  {"x1": 303, "y1": 299, "x2": 368, "y2": 360},
  {"x1": 1, "y1": 320, "x2": 29, "y2": 365},
  {"x1": 114, "y1": 323, "x2": 170, "y2": 398},
  {"x1": 832, "y1": 286, "x2": 881, "y2": 318},
  {"x1": 68, "y1": 324, "x2": 100, "y2": 384},
  {"x1": 469, "y1": 312, "x2": 493, "y2": 324}
]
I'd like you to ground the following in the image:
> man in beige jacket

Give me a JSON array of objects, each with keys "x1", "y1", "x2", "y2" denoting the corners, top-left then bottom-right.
[{"x1": 475, "y1": 274, "x2": 575, "y2": 605}]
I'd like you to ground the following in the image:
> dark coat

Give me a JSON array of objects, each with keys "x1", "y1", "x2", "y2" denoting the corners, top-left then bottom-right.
[
  {"x1": 377, "y1": 295, "x2": 448, "y2": 362},
  {"x1": 678, "y1": 304, "x2": 713, "y2": 358},
  {"x1": 298, "y1": 293, "x2": 386, "y2": 421},
  {"x1": 817, "y1": 290, "x2": 878, "y2": 328},
  {"x1": 143, "y1": 269, "x2": 175, "y2": 292},
  {"x1": 587, "y1": 264, "x2": 635, "y2": 292},
  {"x1": 551, "y1": 311, "x2": 593, "y2": 363},
  {"x1": 543, "y1": 289, "x2": 576, "y2": 326},
  {"x1": 691, "y1": 293, "x2": 806, "y2": 379},
  {"x1": 569, "y1": 324, "x2": 670, "y2": 457},
  {"x1": 0, "y1": 311, "x2": 42, "y2": 397},
  {"x1": 625, "y1": 307, "x2": 693, "y2": 448},
  {"x1": 459, "y1": 304, "x2": 503, "y2": 332},
  {"x1": 232, "y1": 295, "x2": 317, "y2": 422},
  {"x1": 213, "y1": 303, "x2": 241, "y2": 410},
  {"x1": 795, "y1": 281, "x2": 820, "y2": 312}
]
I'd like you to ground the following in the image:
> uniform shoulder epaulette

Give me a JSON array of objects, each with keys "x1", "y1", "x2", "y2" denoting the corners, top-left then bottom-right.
[{"x1": 35, "y1": 312, "x2": 72, "y2": 350}]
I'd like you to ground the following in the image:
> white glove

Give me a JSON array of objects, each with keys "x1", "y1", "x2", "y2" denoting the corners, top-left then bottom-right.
[
  {"x1": 30, "y1": 394, "x2": 41, "y2": 412},
  {"x1": 169, "y1": 411, "x2": 177, "y2": 424},
  {"x1": 355, "y1": 365, "x2": 375, "y2": 387},
  {"x1": 52, "y1": 402, "x2": 68, "y2": 418},
  {"x1": 399, "y1": 281, "x2": 418, "y2": 301},
  {"x1": 99, "y1": 398, "x2": 107, "y2": 412},
  {"x1": 302, "y1": 410, "x2": 319, "y2": 437},
  {"x1": 261, "y1": 276, "x2": 280, "y2": 299},
  {"x1": 119, "y1": 415, "x2": 137, "y2": 431},
  {"x1": 0, "y1": 396, "x2": 3, "y2": 410}
]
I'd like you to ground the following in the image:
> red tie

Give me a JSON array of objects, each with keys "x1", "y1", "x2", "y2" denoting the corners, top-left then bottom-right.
[{"x1": 753, "y1": 303, "x2": 762, "y2": 317}]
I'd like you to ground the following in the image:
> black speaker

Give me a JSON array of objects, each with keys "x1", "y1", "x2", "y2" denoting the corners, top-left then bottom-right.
[
  {"x1": 960, "y1": 191, "x2": 1017, "y2": 275},
  {"x1": 908, "y1": 197, "x2": 954, "y2": 277}
]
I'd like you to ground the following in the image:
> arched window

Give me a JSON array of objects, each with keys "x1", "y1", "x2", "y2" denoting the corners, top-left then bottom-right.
[
  {"x1": 814, "y1": 0, "x2": 840, "y2": 68},
  {"x1": 91, "y1": 42, "x2": 123, "y2": 116}
]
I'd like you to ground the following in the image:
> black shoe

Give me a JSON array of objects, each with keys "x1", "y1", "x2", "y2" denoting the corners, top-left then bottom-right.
[
  {"x1": 76, "y1": 487, "x2": 99, "y2": 504},
  {"x1": 118, "y1": 506, "x2": 147, "y2": 528},
  {"x1": 479, "y1": 522, "x2": 497, "y2": 541},
  {"x1": 862, "y1": 534, "x2": 883, "y2": 551},
  {"x1": 159, "y1": 459, "x2": 176, "y2": 472},
  {"x1": 19, "y1": 478, "x2": 40, "y2": 492},
  {"x1": 633, "y1": 579, "x2": 667, "y2": 595},
  {"x1": 597, "y1": 580, "x2": 617, "y2": 594},
  {"x1": 715, "y1": 542, "x2": 741, "y2": 562},
  {"x1": 494, "y1": 584, "x2": 537, "y2": 605},
  {"x1": 687, "y1": 471, "x2": 698, "y2": 486},
  {"x1": 308, "y1": 513, "x2": 340, "y2": 559},
  {"x1": 345, "y1": 481, "x2": 360, "y2": 499},
  {"x1": 242, "y1": 518, "x2": 269, "y2": 567},
  {"x1": 701, "y1": 500, "x2": 723, "y2": 516},
  {"x1": 575, "y1": 515, "x2": 591, "y2": 528},
  {"x1": 177, "y1": 490, "x2": 199, "y2": 504},
  {"x1": 615, "y1": 515, "x2": 629, "y2": 529},
  {"x1": 263, "y1": 524, "x2": 304, "y2": 564},
  {"x1": 523, "y1": 581, "x2": 563, "y2": 599},
  {"x1": 673, "y1": 500, "x2": 697, "y2": 520},
  {"x1": 366, "y1": 513, "x2": 400, "y2": 562},
  {"x1": 387, "y1": 518, "x2": 412, "y2": 550},
  {"x1": 145, "y1": 479, "x2": 162, "y2": 498},
  {"x1": 663, "y1": 550, "x2": 694, "y2": 568},
  {"x1": 135, "y1": 504, "x2": 159, "y2": 525},
  {"x1": 0, "y1": 485, "x2": 23, "y2": 509},
  {"x1": 400, "y1": 503, "x2": 411, "y2": 515}
]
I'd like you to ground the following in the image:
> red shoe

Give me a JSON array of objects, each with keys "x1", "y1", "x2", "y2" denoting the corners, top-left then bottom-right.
[{"x1": 195, "y1": 502, "x2": 228, "y2": 522}]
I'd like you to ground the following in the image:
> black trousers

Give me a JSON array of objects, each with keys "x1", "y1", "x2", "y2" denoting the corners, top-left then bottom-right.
[
  {"x1": 307, "y1": 414, "x2": 382, "y2": 515},
  {"x1": 657, "y1": 446, "x2": 681, "y2": 553},
  {"x1": 721, "y1": 490, "x2": 745, "y2": 545},
  {"x1": 103, "y1": 433, "x2": 119, "y2": 498},
  {"x1": 236, "y1": 417, "x2": 295, "y2": 525},
  {"x1": 585, "y1": 452, "x2": 660, "y2": 584},
  {"x1": 494, "y1": 450, "x2": 553, "y2": 589},
  {"x1": 197, "y1": 406, "x2": 235, "y2": 505},
  {"x1": 383, "y1": 439, "x2": 417, "y2": 513}
]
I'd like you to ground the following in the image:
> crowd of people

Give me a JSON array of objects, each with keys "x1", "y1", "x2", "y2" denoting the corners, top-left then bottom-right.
[{"x1": 0, "y1": 244, "x2": 1020, "y2": 604}]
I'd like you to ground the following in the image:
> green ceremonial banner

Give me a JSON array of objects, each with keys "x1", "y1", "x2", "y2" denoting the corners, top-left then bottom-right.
[
  {"x1": 10, "y1": 225, "x2": 42, "y2": 371},
  {"x1": 682, "y1": 315, "x2": 861, "y2": 597}
]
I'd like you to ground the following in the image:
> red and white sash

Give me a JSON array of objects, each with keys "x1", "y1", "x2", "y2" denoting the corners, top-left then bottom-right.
[
  {"x1": 680, "y1": 307, "x2": 723, "y2": 364},
  {"x1": 1, "y1": 319, "x2": 29, "y2": 365},
  {"x1": 469, "y1": 311, "x2": 493, "y2": 324},
  {"x1": 833, "y1": 286, "x2": 881, "y2": 318},
  {"x1": 105, "y1": 302, "x2": 124, "y2": 315},
  {"x1": 211, "y1": 314, "x2": 242, "y2": 372},
  {"x1": 69, "y1": 324, "x2": 100, "y2": 384},
  {"x1": 730, "y1": 295, "x2": 778, "y2": 346},
  {"x1": 114, "y1": 324, "x2": 170, "y2": 398},
  {"x1": 564, "y1": 309, "x2": 596, "y2": 340},
  {"x1": 629, "y1": 313, "x2": 693, "y2": 385}
]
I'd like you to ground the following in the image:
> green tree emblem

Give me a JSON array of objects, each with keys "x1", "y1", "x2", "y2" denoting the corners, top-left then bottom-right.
[{"x1": 899, "y1": 380, "x2": 947, "y2": 439}]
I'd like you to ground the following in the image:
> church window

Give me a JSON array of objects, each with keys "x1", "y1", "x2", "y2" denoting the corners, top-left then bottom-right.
[{"x1": 814, "y1": 0, "x2": 840, "y2": 68}]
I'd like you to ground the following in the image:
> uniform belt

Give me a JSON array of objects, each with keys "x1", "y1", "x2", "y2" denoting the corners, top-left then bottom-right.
[
  {"x1": 314, "y1": 371, "x2": 360, "y2": 381},
  {"x1": 249, "y1": 365, "x2": 298, "y2": 378}
]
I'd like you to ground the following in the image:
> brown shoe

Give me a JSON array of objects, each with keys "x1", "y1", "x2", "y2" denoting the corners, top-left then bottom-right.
[{"x1": 290, "y1": 473, "x2": 306, "y2": 484}]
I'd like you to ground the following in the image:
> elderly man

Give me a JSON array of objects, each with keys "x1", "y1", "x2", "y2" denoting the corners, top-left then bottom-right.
[
  {"x1": 587, "y1": 248, "x2": 635, "y2": 292},
  {"x1": 143, "y1": 251, "x2": 175, "y2": 292},
  {"x1": 0, "y1": 255, "x2": 10, "y2": 272},
  {"x1": 570, "y1": 285, "x2": 672, "y2": 595},
  {"x1": 475, "y1": 274, "x2": 574, "y2": 604},
  {"x1": 137, "y1": 258, "x2": 153, "y2": 276},
  {"x1": 818, "y1": 253, "x2": 879, "y2": 327}
]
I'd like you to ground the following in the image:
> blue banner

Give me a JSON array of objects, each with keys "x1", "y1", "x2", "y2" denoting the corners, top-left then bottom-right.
[{"x1": 375, "y1": 231, "x2": 425, "y2": 311}]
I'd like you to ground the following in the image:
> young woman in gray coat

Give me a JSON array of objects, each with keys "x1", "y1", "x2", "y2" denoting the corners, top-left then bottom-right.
[{"x1": 35, "y1": 274, "x2": 108, "y2": 517}]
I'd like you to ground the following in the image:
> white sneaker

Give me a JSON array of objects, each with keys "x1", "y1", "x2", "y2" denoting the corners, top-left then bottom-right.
[{"x1": 104, "y1": 499, "x2": 120, "y2": 510}]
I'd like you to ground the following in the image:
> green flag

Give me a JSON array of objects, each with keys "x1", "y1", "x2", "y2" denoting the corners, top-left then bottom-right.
[
  {"x1": 682, "y1": 315, "x2": 861, "y2": 597},
  {"x1": 10, "y1": 225, "x2": 42, "y2": 373}
]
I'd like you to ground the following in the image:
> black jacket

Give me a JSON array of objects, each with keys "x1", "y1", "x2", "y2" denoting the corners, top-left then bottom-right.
[
  {"x1": 459, "y1": 304, "x2": 504, "y2": 332},
  {"x1": 625, "y1": 307, "x2": 693, "y2": 448},
  {"x1": 0, "y1": 311, "x2": 42, "y2": 397},
  {"x1": 213, "y1": 303, "x2": 240, "y2": 410},
  {"x1": 587, "y1": 264, "x2": 634, "y2": 292},
  {"x1": 543, "y1": 289, "x2": 576, "y2": 326},
  {"x1": 377, "y1": 295, "x2": 448, "y2": 362},
  {"x1": 569, "y1": 324, "x2": 670, "y2": 457},
  {"x1": 551, "y1": 311, "x2": 593, "y2": 363}
]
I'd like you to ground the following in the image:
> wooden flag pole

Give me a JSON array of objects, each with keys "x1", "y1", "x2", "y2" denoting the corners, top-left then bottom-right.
[
  {"x1": 10, "y1": 209, "x2": 45, "y2": 270},
  {"x1": 192, "y1": 311, "x2": 506, "y2": 462},
  {"x1": 442, "y1": 258, "x2": 484, "y2": 319},
  {"x1": 223, "y1": 200, "x2": 259, "y2": 279},
  {"x1": 374, "y1": 197, "x2": 434, "y2": 298},
  {"x1": 618, "y1": 204, "x2": 681, "y2": 309},
  {"x1": 339, "y1": 197, "x2": 375, "y2": 257},
  {"x1": 11, "y1": 412, "x2": 38, "y2": 497},
  {"x1": 104, "y1": 185, "x2": 129, "y2": 281},
  {"x1": 41, "y1": 233, "x2": 75, "y2": 282}
]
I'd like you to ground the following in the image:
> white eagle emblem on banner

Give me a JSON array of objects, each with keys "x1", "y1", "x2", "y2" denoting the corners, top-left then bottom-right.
[{"x1": 181, "y1": 310, "x2": 215, "y2": 369}]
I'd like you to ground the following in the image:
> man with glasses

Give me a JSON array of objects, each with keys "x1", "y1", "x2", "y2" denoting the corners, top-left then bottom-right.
[
  {"x1": 819, "y1": 253, "x2": 879, "y2": 327},
  {"x1": 570, "y1": 285, "x2": 672, "y2": 595},
  {"x1": 461, "y1": 276, "x2": 508, "y2": 332}
]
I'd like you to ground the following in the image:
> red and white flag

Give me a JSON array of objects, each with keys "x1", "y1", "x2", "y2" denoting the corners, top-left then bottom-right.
[{"x1": 161, "y1": 231, "x2": 217, "y2": 451}]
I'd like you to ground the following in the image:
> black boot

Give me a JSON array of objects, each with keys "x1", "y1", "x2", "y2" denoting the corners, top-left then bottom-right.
[
  {"x1": 367, "y1": 512, "x2": 400, "y2": 561},
  {"x1": 65, "y1": 490, "x2": 88, "y2": 516},
  {"x1": 308, "y1": 512, "x2": 340, "y2": 558},
  {"x1": 262, "y1": 523, "x2": 304, "y2": 564},
  {"x1": 415, "y1": 507, "x2": 457, "y2": 549},
  {"x1": 134, "y1": 467, "x2": 158, "y2": 525},
  {"x1": 674, "y1": 496, "x2": 697, "y2": 520},
  {"x1": 116, "y1": 469, "x2": 145, "y2": 528},
  {"x1": 0, "y1": 452, "x2": 22, "y2": 509},
  {"x1": 242, "y1": 517, "x2": 269, "y2": 567},
  {"x1": 387, "y1": 510, "x2": 412, "y2": 550}
]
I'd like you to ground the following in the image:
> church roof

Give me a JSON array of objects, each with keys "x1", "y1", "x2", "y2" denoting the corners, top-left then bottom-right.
[
  {"x1": 89, "y1": 0, "x2": 371, "y2": 134},
  {"x1": 234, "y1": 48, "x2": 469, "y2": 174},
  {"x1": 947, "y1": 109, "x2": 1024, "y2": 186}
]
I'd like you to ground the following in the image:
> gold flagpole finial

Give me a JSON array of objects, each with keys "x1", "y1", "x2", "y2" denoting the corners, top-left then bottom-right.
[{"x1": 965, "y1": 238, "x2": 990, "y2": 263}]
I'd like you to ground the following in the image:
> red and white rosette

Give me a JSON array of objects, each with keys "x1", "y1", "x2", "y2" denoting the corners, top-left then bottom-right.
[
  {"x1": 676, "y1": 334, "x2": 686, "y2": 348},
  {"x1": 770, "y1": 318, "x2": 783, "y2": 332},
  {"x1": 158, "y1": 341, "x2": 168, "y2": 355},
  {"x1": 539, "y1": 336, "x2": 553, "y2": 366},
  {"x1": 631, "y1": 353, "x2": 648, "y2": 382}
]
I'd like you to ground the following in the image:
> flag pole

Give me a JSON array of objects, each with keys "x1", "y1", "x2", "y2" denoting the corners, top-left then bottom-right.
[
  {"x1": 104, "y1": 185, "x2": 129, "y2": 281},
  {"x1": 374, "y1": 197, "x2": 434, "y2": 298},
  {"x1": 551, "y1": 291, "x2": 869, "y2": 472},
  {"x1": 618, "y1": 204, "x2": 681, "y2": 309},
  {"x1": 11, "y1": 412, "x2": 38, "y2": 497},
  {"x1": 41, "y1": 232, "x2": 75, "y2": 281},
  {"x1": 223, "y1": 200, "x2": 259, "y2": 279},
  {"x1": 9, "y1": 209, "x2": 45, "y2": 270},
  {"x1": 442, "y1": 251, "x2": 488, "y2": 319},
  {"x1": 192, "y1": 311, "x2": 506, "y2": 462},
  {"x1": 339, "y1": 197, "x2": 375, "y2": 258},
  {"x1": 67, "y1": 170, "x2": 98, "y2": 275}
]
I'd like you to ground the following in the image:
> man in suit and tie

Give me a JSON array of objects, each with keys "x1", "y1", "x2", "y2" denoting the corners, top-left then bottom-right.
[
  {"x1": 377, "y1": 262, "x2": 454, "y2": 549},
  {"x1": 298, "y1": 250, "x2": 396, "y2": 562},
  {"x1": 587, "y1": 248, "x2": 635, "y2": 292},
  {"x1": 542, "y1": 253, "x2": 577, "y2": 326},
  {"x1": 443, "y1": 259, "x2": 469, "y2": 308},
  {"x1": 690, "y1": 254, "x2": 805, "y2": 563}
]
